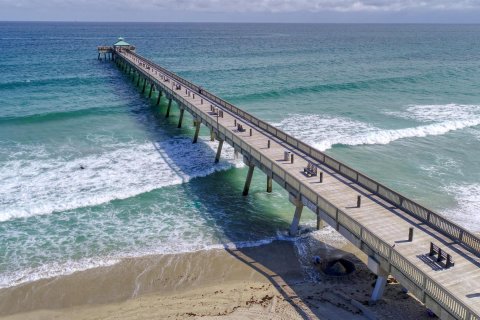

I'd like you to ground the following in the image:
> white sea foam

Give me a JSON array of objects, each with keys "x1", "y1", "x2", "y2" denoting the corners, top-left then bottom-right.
[
  {"x1": 274, "y1": 109, "x2": 480, "y2": 151},
  {"x1": 442, "y1": 183, "x2": 480, "y2": 233},
  {"x1": 0, "y1": 257, "x2": 121, "y2": 289},
  {"x1": 0, "y1": 137, "x2": 242, "y2": 222},
  {"x1": 0, "y1": 233, "x2": 296, "y2": 289},
  {"x1": 388, "y1": 104, "x2": 480, "y2": 122}
]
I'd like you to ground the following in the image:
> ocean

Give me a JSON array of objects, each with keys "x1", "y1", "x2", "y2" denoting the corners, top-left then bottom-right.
[{"x1": 1, "y1": 22, "x2": 479, "y2": 289}]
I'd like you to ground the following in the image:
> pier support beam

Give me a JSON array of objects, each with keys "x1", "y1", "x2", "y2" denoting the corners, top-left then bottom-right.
[
  {"x1": 166, "y1": 98, "x2": 172, "y2": 117},
  {"x1": 192, "y1": 120, "x2": 201, "y2": 143},
  {"x1": 289, "y1": 194, "x2": 303, "y2": 236},
  {"x1": 142, "y1": 79, "x2": 147, "y2": 93},
  {"x1": 136, "y1": 75, "x2": 140, "y2": 87},
  {"x1": 267, "y1": 176, "x2": 273, "y2": 193},
  {"x1": 371, "y1": 276, "x2": 388, "y2": 303},
  {"x1": 148, "y1": 83, "x2": 154, "y2": 98},
  {"x1": 156, "y1": 91, "x2": 162, "y2": 106},
  {"x1": 242, "y1": 164, "x2": 255, "y2": 196},
  {"x1": 367, "y1": 256, "x2": 389, "y2": 303},
  {"x1": 177, "y1": 109, "x2": 185, "y2": 128},
  {"x1": 215, "y1": 140, "x2": 224, "y2": 163},
  {"x1": 317, "y1": 215, "x2": 325, "y2": 230}
]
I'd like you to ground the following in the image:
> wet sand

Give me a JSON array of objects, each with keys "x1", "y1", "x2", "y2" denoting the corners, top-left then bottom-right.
[{"x1": 0, "y1": 232, "x2": 431, "y2": 319}]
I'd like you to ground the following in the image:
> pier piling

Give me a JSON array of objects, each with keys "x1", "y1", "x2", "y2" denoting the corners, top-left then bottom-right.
[
  {"x1": 317, "y1": 215, "x2": 325, "y2": 230},
  {"x1": 289, "y1": 195, "x2": 304, "y2": 236},
  {"x1": 215, "y1": 140, "x2": 224, "y2": 163},
  {"x1": 177, "y1": 109, "x2": 185, "y2": 128},
  {"x1": 193, "y1": 120, "x2": 201, "y2": 143},
  {"x1": 267, "y1": 176, "x2": 273, "y2": 193},
  {"x1": 148, "y1": 83, "x2": 153, "y2": 98},
  {"x1": 242, "y1": 164, "x2": 255, "y2": 196},
  {"x1": 166, "y1": 98, "x2": 172, "y2": 117}
]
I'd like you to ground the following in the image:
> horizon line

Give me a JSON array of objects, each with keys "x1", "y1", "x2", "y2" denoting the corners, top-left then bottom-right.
[{"x1": 1, "y1": 20, "x2": 480, "y2": 24}]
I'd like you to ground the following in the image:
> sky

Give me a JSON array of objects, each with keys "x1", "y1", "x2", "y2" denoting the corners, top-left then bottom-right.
[{"x1": 1, "y1": 0, "x2": 480, "y2": 23}]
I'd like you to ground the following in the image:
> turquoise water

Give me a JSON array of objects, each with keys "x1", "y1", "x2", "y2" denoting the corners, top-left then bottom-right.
[{"x1": 1, "y1": 22, "x2": 480, "y2": 287}]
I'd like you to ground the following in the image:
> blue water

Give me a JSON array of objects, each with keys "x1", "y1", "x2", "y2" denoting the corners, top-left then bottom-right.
[{"x1": 1, "y1": 22, "x2": 480, "y2": 287}]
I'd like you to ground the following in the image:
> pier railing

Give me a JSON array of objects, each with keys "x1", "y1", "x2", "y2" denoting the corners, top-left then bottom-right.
[{"x1": 124, "y1": 49, "x2": 480, "y2": 259}]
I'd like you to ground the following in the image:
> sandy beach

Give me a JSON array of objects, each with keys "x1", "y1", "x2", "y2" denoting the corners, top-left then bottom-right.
[{"x1": 0, "y1": 230, "x2": 431, "y2": 320}]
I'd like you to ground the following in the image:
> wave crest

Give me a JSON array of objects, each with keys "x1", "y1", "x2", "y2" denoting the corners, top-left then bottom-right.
[
  {"x1": 274, "y1": 109, "x2": 480, "y2": 151},
  {"x1": 0, "y1": 138, "x2": 241, "y2": 222}
]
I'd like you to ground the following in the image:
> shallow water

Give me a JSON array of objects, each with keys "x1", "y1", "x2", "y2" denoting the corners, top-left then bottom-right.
[{"x1": 1, "y1": 22, "x2": 479, "y2": 288}]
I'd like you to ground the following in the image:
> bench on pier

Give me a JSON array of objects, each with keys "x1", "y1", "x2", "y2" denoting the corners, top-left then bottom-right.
[
  {"x1": 175, "y1": 84, "x2": 181, "y2": 90},
  {"x1": 304, "y1": 162, "x2": 318, "y2": 177},
  {"x1": 209, "y1": 106, "x2": 217, "y2": 115},
  {"x1": 429, "y1": 242, "x2": 454, "y2": 268}
]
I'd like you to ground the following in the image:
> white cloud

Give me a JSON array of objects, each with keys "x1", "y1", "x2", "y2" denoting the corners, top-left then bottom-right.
[
  {"x1": 2, "y1": 0, "x2": 480, "y2": 13},
  {"x1": 126, "y1": 0, "x2": 480, "y2": 12}
]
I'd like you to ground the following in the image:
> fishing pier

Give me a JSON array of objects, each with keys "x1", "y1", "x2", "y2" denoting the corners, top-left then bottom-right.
[{"x1": 98, "y1": 39, "x2": 480, "y2": 320}]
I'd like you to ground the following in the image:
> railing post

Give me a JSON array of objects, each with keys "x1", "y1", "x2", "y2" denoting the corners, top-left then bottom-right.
[
  {"x1": 421, "y1": 276, "x2": 427, "y2": 303},
  {"x1": 360, "y1": 227, "x2": 364, "y2": 243},
  {"x1": 335, "y1": 209, "x2": 339, "y2": 230}
]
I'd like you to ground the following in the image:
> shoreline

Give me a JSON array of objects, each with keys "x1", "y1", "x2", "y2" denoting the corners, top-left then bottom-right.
[{"x1": 0, "y1": 231, "x2": 431, "y2": 319}]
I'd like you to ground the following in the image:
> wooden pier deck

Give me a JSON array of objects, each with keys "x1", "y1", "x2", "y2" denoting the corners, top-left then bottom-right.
[{"x1": 109, "y1": 46, "x2": 480, "y2": 320}]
